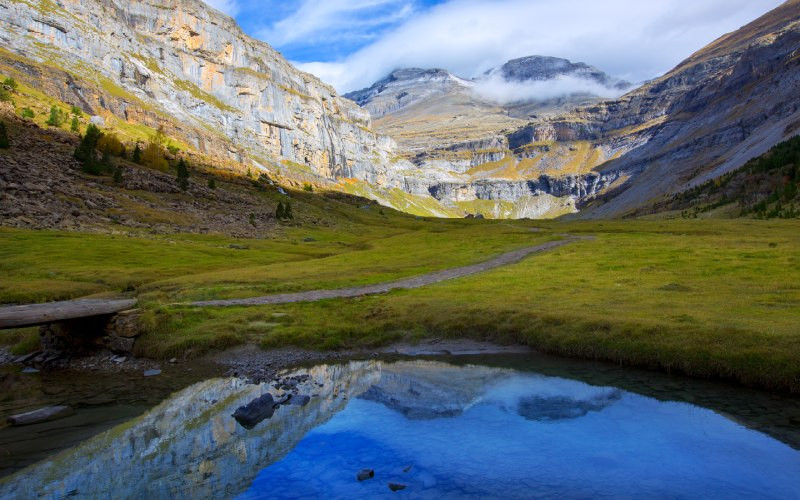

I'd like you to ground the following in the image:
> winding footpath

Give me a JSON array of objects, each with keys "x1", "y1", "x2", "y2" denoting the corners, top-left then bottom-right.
[{"x1": 190, "y1": 235, "x2": 589, "y2": 307}]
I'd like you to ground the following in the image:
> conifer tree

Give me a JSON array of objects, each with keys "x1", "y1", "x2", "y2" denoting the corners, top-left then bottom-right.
[
  {"x1": 46, "y1": 105, "x2": 62, "y2": 127},
  {"x1": 208, "y1": 178, "x2": 216, "y2": 189},
  {"x1": 284, "y1": 202, "x2": 293, "y2": 219},
  {"x1": 74, "y1": 123, "x2": 103, "y2": 174},
  {"x1": 176, "y1": 157, "x2": 190, "y2": 190},
  {"x1": 132, "y1": 143, "x2": 142, "y2": 164},
  {"x1": 113, "y1": 166, "x2": 123, "y2": 185},
  {"x1": 0, "y1": 121, "x2": 9, "y2": 149},
  {"x1": 276, "y1": 201, "x2": 285, "y2": 219},
  {"x1": 70, "y1": 116, "x2": 80, "y2": 133}
]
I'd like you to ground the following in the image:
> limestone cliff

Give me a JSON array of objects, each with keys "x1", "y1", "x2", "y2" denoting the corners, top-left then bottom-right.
[{"x1": 0, "y1": 0, "x2": 403, "y2": 187}]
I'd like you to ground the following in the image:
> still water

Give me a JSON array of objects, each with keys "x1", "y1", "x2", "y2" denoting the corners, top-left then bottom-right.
[{"x1": 1, "y1": 355, "x2": 799, "y2": 498}]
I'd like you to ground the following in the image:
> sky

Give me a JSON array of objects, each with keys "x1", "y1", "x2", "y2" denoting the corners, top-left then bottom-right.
[{"x1": 203, "y1": 0, "x2": 785, "y2": 94}]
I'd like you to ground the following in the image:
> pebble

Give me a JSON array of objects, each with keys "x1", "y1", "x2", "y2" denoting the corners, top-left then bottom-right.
[
  {"x1": 356, "y1": 469, "x2": 374, "y2": 481},
  {"x1": 388, "y1": 483, "x2": 406, "y2": 492}
]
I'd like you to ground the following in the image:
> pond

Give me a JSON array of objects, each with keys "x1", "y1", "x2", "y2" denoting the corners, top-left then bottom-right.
[{"x1": 1, "y1": 354, "x2": 799, "y2": 498}]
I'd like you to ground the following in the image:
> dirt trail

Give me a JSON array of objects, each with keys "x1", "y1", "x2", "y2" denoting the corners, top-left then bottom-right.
[{"x1": 190, "y1": 236, "x2": 588, "y2": 307}]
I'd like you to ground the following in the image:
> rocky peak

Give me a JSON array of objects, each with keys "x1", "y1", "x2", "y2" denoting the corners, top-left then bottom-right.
[
  {"x1": 493, "y1": 55, "x2": 631, "y2": 90},
  {"x1": 344, "y1": 67, "x2": 471, "y2": 118}
]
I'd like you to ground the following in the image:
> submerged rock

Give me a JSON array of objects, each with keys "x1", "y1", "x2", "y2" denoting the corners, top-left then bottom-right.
[
  {"x1": 232, "y1": 393, "x2": 277, "y2": 429},
  {"x1": 356, "y1": 469, "x2": 374, "y2": 481},
  {"x1": 388, "y1": 483, "x2": 406, "y2": 492},
  {"x1": 7, "y1": 406, "x2": 74, "y2": 426},
  {"x1": 143, "y1": 369, "x2": 161, "y2": 377}
]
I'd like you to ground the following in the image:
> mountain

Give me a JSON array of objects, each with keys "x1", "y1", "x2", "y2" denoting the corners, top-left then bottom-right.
[
  {"x1": 0, "y1": 0, "x2": 798, "y2": 220},
  {"x1": 348, "y1": 1, "x2": 800, "y2": 218},
  {"x1": 0, "y1": 0, "x2": 407, "y2": 191},
  {"x1": 494, "y1": 55, "x2": 630, "y2": 90},
  {"x1": 344, "y1": 68, "x2": 472, "y2": 119}
]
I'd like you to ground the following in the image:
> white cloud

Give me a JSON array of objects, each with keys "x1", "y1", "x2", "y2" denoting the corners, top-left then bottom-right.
[
  {"x1": 202, "y1": 0, "x2": 240, "y2": 17},
  {"x1": 257, "y1": 0, "x2": 416, "y2": 47},
  {"x1": 292, "y1": 0, "x2": 784, "y2": 93},
  {"x1": 471, "y1": 74, "x2": 630, "y2": 105}
]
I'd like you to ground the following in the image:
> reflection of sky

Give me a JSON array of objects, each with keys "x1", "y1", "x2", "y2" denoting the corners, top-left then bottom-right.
[{"x1": 242, "y1": 373, "x2": 800, "y2": 499}]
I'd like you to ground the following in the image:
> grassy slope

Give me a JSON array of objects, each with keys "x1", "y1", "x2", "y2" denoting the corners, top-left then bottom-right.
[
  {"x1": 144, "y1": 219, "x2": 800, "y2": 392},
  {"x1": 3, "y1": 216, "x2": 798, "y2": 392}
]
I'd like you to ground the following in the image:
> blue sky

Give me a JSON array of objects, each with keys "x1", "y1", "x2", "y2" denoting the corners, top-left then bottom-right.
[{"x1": 204, "y1": 0, "x2": 784, "y2": 93}]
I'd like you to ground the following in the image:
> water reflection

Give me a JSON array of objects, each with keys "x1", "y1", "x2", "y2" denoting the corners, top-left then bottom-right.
[{"x1": 1, "y1": 358, "x2": 799, "y2": 499}]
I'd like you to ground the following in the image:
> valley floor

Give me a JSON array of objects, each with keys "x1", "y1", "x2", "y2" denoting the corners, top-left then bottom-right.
[{"x1": 2, "y1": 218, "x2": 799, "y2": 393}]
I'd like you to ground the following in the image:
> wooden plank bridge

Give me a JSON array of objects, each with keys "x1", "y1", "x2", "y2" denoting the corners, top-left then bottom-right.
[{"x1": 0, "y1": 299, "x2": 138, "y2": 329}]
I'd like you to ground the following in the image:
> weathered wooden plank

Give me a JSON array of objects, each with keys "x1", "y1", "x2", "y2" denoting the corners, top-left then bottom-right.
[
  {"x1": 7, "y1": 406, "x2": 75, "y2": 426},
  {"x1": 0, "y1": 299, "x2": 137, "y2": 329}
]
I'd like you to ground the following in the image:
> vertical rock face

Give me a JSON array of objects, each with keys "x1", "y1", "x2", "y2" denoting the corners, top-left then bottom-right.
[{"x1": 0, "y1": 0, "x2": 400, "y2": 184}]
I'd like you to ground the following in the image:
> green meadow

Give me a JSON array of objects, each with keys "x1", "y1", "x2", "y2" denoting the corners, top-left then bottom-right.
[{"x1": 1, "y1": 215, "x2": 799, "y2": 392}]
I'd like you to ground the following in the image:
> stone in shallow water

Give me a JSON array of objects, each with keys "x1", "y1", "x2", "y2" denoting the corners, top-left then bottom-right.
[
  {"x1": 388, "y1": 482, "x2": 406, "y2": 492},
  {"x1": 356, "y1": 469, "x2": 374, "y2": 481},
  {"x1": 143, "y1": 369, "x2": 161, "y2": 377},
  {"x1": 7, "y1": 406, "x2": 74, "y2": 426},
  {"x1": 232, "y1": 393, "x2": 277, "y2": 429}
]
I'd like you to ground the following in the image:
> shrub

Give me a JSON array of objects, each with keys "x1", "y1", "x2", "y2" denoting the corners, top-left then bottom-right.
[
  {"x1": 113, "y1": 166, "x2": 123, "y2": 185},
  {"x1": 0, "y1": 87, "x2": 10, "y2": 103},
  {"x1": 21, "y1": 108, "x2": 34, "y2": 119},
  {"x1": 303, "y1": 183, "x2": 313, "y2": 192},
  {"x1": 46, "y1": 106, "x2": 62, "y2": 127},
  {"x1": 2, "y1": 77, "x2": 18, "y2": 90},
  {"x1": 97, "y1": 133, "x2": 125, "y2": 156},
  {"x1": 249, "y1": 213, "x2": 256, "y2": 226},
  {"x1": 167, "y1": 144, "x2": 180, "y2": 155},
  {"x1": 208, "y1": 178, "x2": 216, "y2": 189},
  {"x1": 276, "y1": 201, "x2": 285, "y2": 219},
  {"x1": 0, "y1": 121, "x2": 9, "y2": 149},
  {"x1": 176, "y1": 157, "x2": 190, "y2": 190},
  {"x1": 70, "y1": 105, "x2": 82, "y2": 116}
]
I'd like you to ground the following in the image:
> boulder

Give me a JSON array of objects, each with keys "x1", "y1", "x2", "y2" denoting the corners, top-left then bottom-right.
[{"x1": 232, "y1": 393, "x2": 277, "y2": 429}]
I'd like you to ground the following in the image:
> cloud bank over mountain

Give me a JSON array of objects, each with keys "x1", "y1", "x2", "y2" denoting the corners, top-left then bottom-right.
[{"x1": 212, "y1": 0, "x2": 782, "y2": 93}]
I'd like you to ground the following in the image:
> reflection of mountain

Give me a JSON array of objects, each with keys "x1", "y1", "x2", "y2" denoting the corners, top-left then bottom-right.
[
  {"x1": 0, "y1": 362, "x2": 379, "y2": 499},
  {"x1": 358, "y1": 361, "x2": 510, "y2": 419},
  {"x1": 518, "y1": 391, "x2": 622, "y2": 421}
]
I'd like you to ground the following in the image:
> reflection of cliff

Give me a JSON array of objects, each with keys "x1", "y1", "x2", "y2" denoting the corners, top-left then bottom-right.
[
  {"x1": 0, "y1": 361, "x2": 379, "y2": 499},
  {"x1": 517, "y1": 391, "x2": 621, "y2": 421},
  {"x1": 358, "y1": 361, "x2": 511, "y2": 419}
]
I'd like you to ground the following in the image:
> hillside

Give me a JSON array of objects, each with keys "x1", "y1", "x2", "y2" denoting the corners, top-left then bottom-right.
[{"x1": 0, "y1": 0, "x2": 798, "y2": 222}]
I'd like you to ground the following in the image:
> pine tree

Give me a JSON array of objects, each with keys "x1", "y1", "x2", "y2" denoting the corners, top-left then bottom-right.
[
  {"x1": 0, "y1": 121, "x2": 9, "y2": 149},
  {"x1": 74, "y1": 123, "x2": 103, "y2": 174},
  {"x1": 101, "y1": 149, "x2": 114, "y2": 173},
  {"x1": 284, "y1": 202, "x2": 293, "y2": 219},
  {"x1": 70, "y1": 116, "x2": 80, "y2": 133},
  {"x1": 113, "y1": 166, "x2": 123, "y2": 185},
  {"x1": 132, "y1": 143, "x2": 142, "y2": 164},
  {"x1": 176, "y1": 157, "x2": 190, "y2": 190},
  {"x1": 207, "y1": 178, "x2": 216, "y2": 190},
  {"x1": 276, "y1": 201, "x2": 285, "y2": 219},
  {"x1": 46, "y1": 106, "x2": 62, "y2": 127}
]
